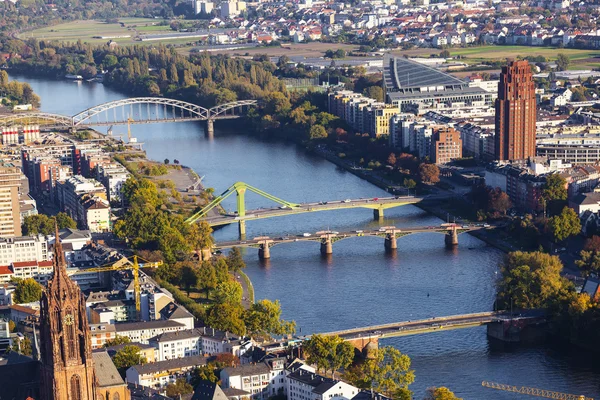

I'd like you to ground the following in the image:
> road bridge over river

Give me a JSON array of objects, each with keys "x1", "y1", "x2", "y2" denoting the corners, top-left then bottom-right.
[{"x1": 213, "y1": 224, "x2": 484, "y2": 259}]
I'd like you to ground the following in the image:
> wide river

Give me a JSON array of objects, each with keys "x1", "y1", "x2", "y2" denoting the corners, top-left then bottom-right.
[{"x1": 12, "y1": 74, "x2": 600, "y2": 398}]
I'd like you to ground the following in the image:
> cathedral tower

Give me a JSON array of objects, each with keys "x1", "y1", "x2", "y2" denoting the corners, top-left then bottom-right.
[{"x1": 39, "y1": 225, "x2": 96, "y2": 400}]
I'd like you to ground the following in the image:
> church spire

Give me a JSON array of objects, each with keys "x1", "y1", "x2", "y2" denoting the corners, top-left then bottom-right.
[{"x1": 53, "y1": 223, "x2": 67, "y2": 275}]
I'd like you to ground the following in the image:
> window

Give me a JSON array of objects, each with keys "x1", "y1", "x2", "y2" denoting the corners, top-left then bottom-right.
[
  {"x1": 113, "y1": 393, "x2": 121, "y2": 400},
  {"x1": 70, "y1": 375, "x2": 81, "y2": 400}
]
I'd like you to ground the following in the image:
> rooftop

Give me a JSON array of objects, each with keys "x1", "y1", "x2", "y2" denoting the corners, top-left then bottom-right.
[
  {"x1": 130, "y1": 355, "x2": 208, "y2": 375},
  {"x1": 222, "y1": 362, "x2": 271, "y2": 377},
  {"x1": 150, "y1": 328, "x2": 203, "y2": 343},
  {"x1": 383, "y1": 55, "x2": 467, "y2": 93},
  {"x1": 115, "y1": 320, "x2": 185, "y2": 332},
  {"x1": 92, "y1": 351, "x2": 126, "y2": 388}
]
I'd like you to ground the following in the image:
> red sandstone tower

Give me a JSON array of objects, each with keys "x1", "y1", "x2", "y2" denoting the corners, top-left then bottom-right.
[{"x1": 494, "y1": 60, "x2": 537, "y2": 161}]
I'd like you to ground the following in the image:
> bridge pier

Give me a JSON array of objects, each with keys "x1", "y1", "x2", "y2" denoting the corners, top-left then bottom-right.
[
  {"x1": 238, "y1": 220, "x2": 246, "y2": 237},
  {"x1": 445, "y1": 227, "x2": 458, "y2": 247},
  {"x1": 373, "y1": 206, "x2": 384, "y2": 220},
  {"x1": 258, "y1": 243, "x2": 271, "y2": 260},
  {"x1": 206, "y1": 119, "x2": 214, "y2": 138},
  {"x1": 384, "y1": 233, "x2": 397, "y2": 250},
  {"x1": 320, "y1": 237, "x2": 333, "y2": 255}
]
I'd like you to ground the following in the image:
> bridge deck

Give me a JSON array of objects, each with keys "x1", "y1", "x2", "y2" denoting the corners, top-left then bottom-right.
[
  {"x1": 320, "y1": 310, "x2": 547, "y2": 340},
  {"x1": 204, "y1": 196, "x2": 423, "y2": 227},
  {"x1": 213, "y1": 224, "x2": 480, "y2": 249}
]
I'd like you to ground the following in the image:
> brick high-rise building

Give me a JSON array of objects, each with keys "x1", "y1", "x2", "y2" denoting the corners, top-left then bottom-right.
[
  {"x1": 494, "y1": 60, "x2": 536, "y2": 161},
  {"x1": 432, "y1": 127, "x2": 462, "y2": 165}
]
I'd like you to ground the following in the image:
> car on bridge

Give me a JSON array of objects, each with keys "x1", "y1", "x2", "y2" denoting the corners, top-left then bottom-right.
[{"x1": 344, "y1": 199, "x2": 351, "y2": 203}]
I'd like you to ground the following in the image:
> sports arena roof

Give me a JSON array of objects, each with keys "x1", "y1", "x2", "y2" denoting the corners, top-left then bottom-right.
[{"x1": 383, "y1": 55, "x2": 467, "y2": 93}]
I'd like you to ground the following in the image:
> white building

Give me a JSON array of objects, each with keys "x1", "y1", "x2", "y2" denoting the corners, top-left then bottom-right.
[
  {"x1": 286, "y1": 369, "x2": 359, "y2": 400},
  {"x1": 194, "y1": 0, "x2": 214, "y2": 14},
  {"x1": 97, "y1": 163, "x2": 130, "y2": 203},
  {"x1": 201, "y1": 328, "x2": 252, "y2": 357},
  {"x1": 149, "y1": 328, "x2": 203, "y2": 361},
  {"x1": 126, "y1": 355, "x2": 208, "y2": 389},
  {"x1": 115, "y1": 320, "x2": 187, "y2": 344},
  {"x1": 10, "y1": 260, "x2": 54, "y2": 284},
  {"x1": 0, "y1": 235, "x2": 49, "y2": 266}
]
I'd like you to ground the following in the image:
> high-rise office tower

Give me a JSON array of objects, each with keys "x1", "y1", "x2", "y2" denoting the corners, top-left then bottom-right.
[
  {"x1": 0, "y1": 166, "x2": 22, "y2": 237},
  {"x1": 494, "y1": 60, "x2": 536, "y2": 161}
]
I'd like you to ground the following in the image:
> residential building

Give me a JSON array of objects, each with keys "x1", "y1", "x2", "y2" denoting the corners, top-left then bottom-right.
[
  {"x1": 221, "y1": 359, "x2": 285, "y2": 399},
  {"x1": 80, "y1": 195, "x2": 111, "y2": 233},
  {"x1": 0, "y1": 235, "x2": 49, "y2": 265},
  {"x1": 149, "y1": 328, "x2": 203, "y2": 361},
  {"x1": 89, "y1": 323, "x2": 117, "y2": 349},
  {"x1": 10, "y1": 260, "x2": 54, "y2": 284},
  {"x1": 97, "y1": 163, "x2": 130, "y2": 203},
  {"x1": 286, "y1": 369, "x2": 359, "y2": 400},
  {"x1": 431, "y1": 127, "x2": 462, "y2": 165},
  {"x1": 201, "y1": 327, "x2": 252, "y2": 357},
  {"x1": 126, "y1": 355, "x2": 208, "y2": 389},
  {"x1": 494, "y1": 60, "x2": 537, "y2": 160},
  {"x1": 56, "y1": 176, "x2": 109, "y2": 231},
  {"x1": 105, "y1": 342, "x2": 157, "y2": 362},
  {"x1": 0, "y1": 166, "x2": 22, "y2": 237},
  {"x1": 0, "y1": 283, "x2": 15, "y2": 305},
  {"x1": 114, "y1": 320, "x2": 188, "y2": 344}
]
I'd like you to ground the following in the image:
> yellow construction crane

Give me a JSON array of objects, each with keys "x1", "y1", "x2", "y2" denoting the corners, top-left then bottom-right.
[
  {"x1": 482, "y1": 381, "x2": 594, "y2": 400},
  {"x1": 69, "y1": 255, "x2": 162, "y2": 317}
]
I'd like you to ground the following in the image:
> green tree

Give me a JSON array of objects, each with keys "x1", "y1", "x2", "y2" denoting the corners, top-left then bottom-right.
[
  {"x1": 166, "y1": 378, "x2": 194, "y2": 398},
  {"x1": 227, "y1": 247, "x2": 246, "y2": 272},
  {"x1": 104, "y1": 336, "x2": 131, "y2": 347},
  {"x1": 244, "y1": 299, "x2": 296, "y2": 337},
  {"x1": 206, "y1": 303, "x2": 246, "y2": 335},
  {"x1": 215, "y1": 258, "x2": 229, "y2": 284},
  {"x1": 424, "y1": 387, "x2": 462, "y2": 400},
  {"x1": 22, "y1": 214, "x2": 54, "y2": 235},
  {"x1": 112, "y1": 345, "x2": 147, "y2": 376},
  {"x1": 54, "y1": 212, "x2": 77, "y2": 230},
  {"x1": 180, "y1": 262, "x2": 198, "y2": 295},
  {"x1": 308, "y1": 125, "x2": 327, "y2": 140},
  {"x1": 11, "y1": 336, "x2": 32, "y2": 356},
  {"x1": 347, "y1": 346, "x2": 414, "y2": 399},
  {"x1": 8, "y1": 320, "x2": 16, "y2": 332},
  {"x1": 188, "y1": 221, "x2": 215, "y2": 260},
  {"x1": 363, "y1": 86, "x2": 384, "y2": 102},
  {"x1": 497, "y1": 251, "x2": 567, "y2": 309},
  {"x1": 214, "y1": 280, "x2": 243, "y2": 305},
  {"x1": 555, "y1": 53, "x2": 570, "y2": 71},
  {"x1": 547, "y1": 207, "x2": 581, "y2": 243},
  {"x1": 439, "y1": 50, "x2": 451, "y2": 58},
  {"x1": 403, "y1": 178, "x2": 416, "y2": 189},
  {"x1": 576, "y1": 249, "x2": 600, "y2": 277},
  {"x1": 190, "y1": 365, "x2": 219, "y2": 386},
  {"x1": 14, "y1": 278, "x2": 42, "y2": 304},
  {"x1": 197, "y1": 262, "x2": 218, "y2": 299},
  {"x1": 542, "y1": 173, "x2": 567, "y2": 216},
  {"x1": 304, "y1": 334, "x2": 355, "y2": 378}
]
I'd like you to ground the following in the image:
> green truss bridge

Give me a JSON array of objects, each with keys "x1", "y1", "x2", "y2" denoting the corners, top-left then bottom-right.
[{"x1": 185, "y1": 181, "x2": 442, "y2": 235}]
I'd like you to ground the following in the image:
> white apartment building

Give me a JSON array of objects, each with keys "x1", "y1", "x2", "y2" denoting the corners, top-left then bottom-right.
[
  {"x1": 201, "y1": 328, "x2": 252, "y2": 357},
  {"x1": 221, "y1": 361, "x2": 275, "y2": 399},
  {"x1": 97, "y1": 163, "x2": 130, "y2": 203},
  {"x1": 286, "y1": 369, "x2": 359, "y2": 400},
  {"x1": 10, "y1": 260, "x2": 54, "y2": 284},
  {"x1": 149, "y1": 328, "x2": 203, "y2": 361},
  {"x1": 0, "y1": 235, "x2": 48, "y2": 265},
  {"x1": 115, "y1": 320, "x2": 187, "y2": 344},
  {"x1": 126, "y1": 355, "x2": 208, "y2": 389}
]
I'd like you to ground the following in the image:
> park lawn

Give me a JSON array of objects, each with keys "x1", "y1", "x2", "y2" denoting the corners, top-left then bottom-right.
[{"x1": 448, "y1": 45, "x2": 600, "y2": 62}]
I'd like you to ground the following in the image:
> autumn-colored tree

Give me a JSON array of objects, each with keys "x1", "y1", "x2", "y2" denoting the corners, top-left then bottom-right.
[
  {"x1": 304, "y1": 334, "x2": 355, "y2": 378},
  {"x1": 244, "y1": 299, "x2": 296, "y2": 337},
  {"x1": 419, "y1": 163, "x2": 440, "y2": 184},
  {"x1": 387, "y1": 153, "x2": 397, "y2": 166},
  {"x1": 424, "y1": 387, "x2": 462, "y2": 400},
  {"x1": 547, "y1": 207, "x2": 581, "y2": 243}
]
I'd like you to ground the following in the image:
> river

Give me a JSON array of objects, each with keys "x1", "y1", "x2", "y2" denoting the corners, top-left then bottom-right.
[{"x1": 12, "y1": 74, "x2": 600, "y2": 399}]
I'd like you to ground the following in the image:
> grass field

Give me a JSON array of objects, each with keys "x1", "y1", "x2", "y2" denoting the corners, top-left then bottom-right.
[{"x1": 19, "y1": 18, "x2": 173, "y2": 45}]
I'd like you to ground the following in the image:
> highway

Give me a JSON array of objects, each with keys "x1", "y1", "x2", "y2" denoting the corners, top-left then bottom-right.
[
  {"x1": 212, "y1": 223, "x2": 485, "y2": 249},
  {"x1": 202, "y1": 195, "x2": 425, "y2": 227}
]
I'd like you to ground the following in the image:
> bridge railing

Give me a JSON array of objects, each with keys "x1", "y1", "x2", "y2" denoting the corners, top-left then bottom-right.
[{"x1": 322, "y1": 311, "x2": 502, "y2": 337}]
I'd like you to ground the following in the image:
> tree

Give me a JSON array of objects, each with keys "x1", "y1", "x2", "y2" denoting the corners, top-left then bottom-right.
[
  {"x1": 497, "y1": 251, "x2": 567, "y2": 309},
  {"x1": 14, "y1": 278, "x2": 42, "y2": 304},
  {"x1": 180, "y1": 262, "x2": 198, "y2": 295},
  {"x1": 206, "y1": 303, "x2": 246, "y2": 335},
  {"x1": 104, "y1": 336, "x2": 131, "y2": 347},
  {"x1": 214, "y1": 352, "x2": 241, "y2": 368},
  {"x1": 8, "y1": 320, "x2": 16, "y2": 332},
  {"x1": 11, "y1": 336, "x2": 32, "y2": 356},
  {"x1": 439, "y1": 50, "x2": 451, "y2": 58},
  {"x1": 188, "y1": 221, "x2": 215, "y2": 260},
  {"x1": 419, "y1": 163, "x2": 440, "y2": 184},
  {"x1": 112, "y1": 345, "x2": 147, "y2": 376},
  {"x1": 542, "y1": 173, "x2": 567, "y2": 216},
  {"x1": 347, "y1": 346, "x2": 414, "y2": 399},
  {"x1": 547, "y1": 207, "x2": 581, "y2": 243},
  {"x1": 387, "y1": 153, "x2": 397, "y2": 166},
  {"x1": 555, "y1": 53, "x2": 570, "y2": 71},
  {"x1": 584, "y1": 236, "x2": 600, "y2": 252},
  {"x1": 576, "y1": 249, "x2": 600, "y2": 277},
  {"x1": 164, "y1": 158, "x2": 170, "y2": 164},
  {"x1": 227, "y1": 247, "x2": 246, "y2": 272},
  {"x1": 487, "y1": 187, "x2": 512, "y2": 215},
  {"x1": 166, "y1": 378, "x2": 193, "y2": 398},
  {"x1": 403, "y1": 178, "x2": 416, "y2": 189},
  {"x1": 214, "y1": 280, "x2": 243, "y2": 305},
  {"x1": 22, "y1": 213, "x2": 76, "y2": 235},
  {"x1": 277, "y1": 55, "x2": 290, "y2": 68},
  {"x1": 190, "y1": 365, "x2": 219, "y2": 386},
  {"x1": 363, "y1": 86, "x2": 384, "y2": 102},
  {"x1": 424, "y1": 387, "x2": 462, "y2": 400},
  {"x1": 244, "y1": 299, "x2": 296, "y2": 337},
  {"x1": 54, "y1": 212, "x2": 77, "y2": 230},
  {"x1": 197, "y1": 262, "x2": 218, "y2": 299},
  {"x1": 304, "y1": 334, "x2": 355, "y2": 378},
  {"x1": 308, "y1": 125, "x2": 327, "y2": 140}
]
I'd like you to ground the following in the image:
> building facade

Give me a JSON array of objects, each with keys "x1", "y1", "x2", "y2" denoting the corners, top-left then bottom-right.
[
  {"x1": 432, "y1": 127, "x2": 462, "y2": 165},
  {"x1": 0, "y1": 166, "x2": 22, "y2": 237},
  {"x1": 494, "y1": 60, "x2": 536, "y2": 160}
]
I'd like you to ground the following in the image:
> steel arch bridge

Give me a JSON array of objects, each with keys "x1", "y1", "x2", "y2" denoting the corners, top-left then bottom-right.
[{"x1": 0, "y1": 97, "x2": 258, "y2": 128}]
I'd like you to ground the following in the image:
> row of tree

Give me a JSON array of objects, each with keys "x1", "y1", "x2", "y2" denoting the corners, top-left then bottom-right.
[{"x1": 0, "y1": 70, "x2": 40, "y2": 107}]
